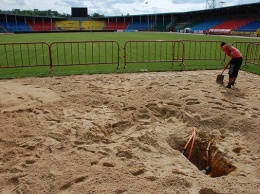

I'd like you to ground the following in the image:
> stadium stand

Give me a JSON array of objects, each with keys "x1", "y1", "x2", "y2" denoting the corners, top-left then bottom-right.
[
  {"x1": 127, "y1": 21, "x2": 154, "y2": 31},
  {"x1": 235, "y1": 19, "x2": 260, "y2": 32},
  {"x1": 174, "y1": 21, "x2": 194, "y2": 32},
  {"x1": 81, "y1": 21, "x2": 105, "y2": 30},
  {"x1": 209, "y1": 18, "x2": 254, "y2": 35},
  {"x1": 176, "y1": 21, "x2": 205, "y2": 32},
  {"x1": 0, "y1": 2, "x2": 259, "y2": 36},
  {"x1": 152, "y1": 20, "x2": 171, "y2": 31},
  {"x1": 28, "y1": 20, "x2": 56, "y2": 31},
  {"x1": 55, "y1": 20, "x2": 80, "y2": 30},
  {"x1": 231, "y1": 18, "x2": 260, "y2": 36},
  {"x1": 105, "y1": 20, "x2": 129, "y2": 30},
  {"x1": 0, "y1": 21, "x2": 32, "y2": 32},
  {"x1": 191, "y1": 19, "x2": 226, "y2": 33},
  {"x1": 0, "y1": 25, "x2": 6, "y2": 33}
]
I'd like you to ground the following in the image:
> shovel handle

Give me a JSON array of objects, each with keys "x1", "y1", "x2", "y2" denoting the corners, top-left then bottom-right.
[
  {"x1": 221, "y1": 62, "x2": 230, "y2": 75},
  {"x1": 221, "y1": 68, "x2": 226, "y2": 75}
]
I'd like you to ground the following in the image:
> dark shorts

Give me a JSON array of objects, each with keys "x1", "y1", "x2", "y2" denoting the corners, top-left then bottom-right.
[{"x1": 229, "y1": 57, "x2": 243, "y2": 78}]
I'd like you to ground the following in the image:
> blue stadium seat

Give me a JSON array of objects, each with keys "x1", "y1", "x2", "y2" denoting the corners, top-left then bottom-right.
[
  {"x1": 191, "y1": 19, "x2": 226, "y2": 33},
  {"x1": 127, "y1": 21, "x2": 154, "y2": 31},
  {"x1": 235, "y1": 19, "x2": 260, "y2": 32},
  {"x1": 0, "y1": 21, "x2": 32, "y2": 32}
]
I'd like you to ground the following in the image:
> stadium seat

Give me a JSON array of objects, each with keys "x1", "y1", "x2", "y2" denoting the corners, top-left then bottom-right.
[
  {"x1": 0, "y1": 21, "x2": 32, "y2": 32},
  {"x1": 153, "y1": 20, "x2": 171, "y2": 31},
  {"x1": 28, "y1": 20, "x2": 56, "y2": 31},
  {"x1": 55, "y1": 20, "x2": 80, "y2": 30},
  {"x1": 211, "y1": 18, "x2": 254, "y2": 30},
  {"x1": 105, "y1": 21, "x2": 130, "y2": 30},
  {"x1": 81, "y1": 21, "x2": 105, "y2": 30},
  {"x1": 191, "y1": 19, "x2": 226, "y2": 33},
  {"x1": 127, "y1": 21, "x2": 154, "y2": 31},
  {"x1": 235, "y1": 19, "x2": 260, "y2": 32},
  {"x1": 0, "y1": 25, "x2": 7, "y2": 33}
]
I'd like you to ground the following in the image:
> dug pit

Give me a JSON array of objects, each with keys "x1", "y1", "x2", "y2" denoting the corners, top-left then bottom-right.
[{"x1": 167, "y1": 132, "x2": 236, "y2": 178}]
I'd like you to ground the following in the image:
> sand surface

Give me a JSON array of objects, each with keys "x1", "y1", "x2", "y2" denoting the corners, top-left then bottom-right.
[{"x1": 0, "y1": 70, "x2": 259, "y2": 194}]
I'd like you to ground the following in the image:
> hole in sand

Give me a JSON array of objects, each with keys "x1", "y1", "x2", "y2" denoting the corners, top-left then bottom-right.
[{"x1": 167, "y1": 134, "x2": 236, "y2": 178}]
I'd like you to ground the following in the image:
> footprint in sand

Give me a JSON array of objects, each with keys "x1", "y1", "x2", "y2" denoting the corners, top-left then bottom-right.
[
  {"x1": 204, "y1": 95, "x2": 216, "y2": 100},
  {"x1": 185, "y1": 98, "x2": 200, "y2": 105},
  {"x1": 102, "y1": 161, "x2": 116, "y2": 167},
  {"x1": 250, "y1": 114, "x2": 258, "y2": 118},
  {"x1": 208, "y1": 101, "x2": 222, "y2": 106},
  {"x1": 60, "y1": 175, "x2": 87, "y2": 190},
  {"x1": 1, "y1": 177, "x2": 20, "y2": 194},
  {"x1": 207, "y1": 101, "x2": 226, "y2": 110},
  {"x1": 210, "y1": 106, "x2": 226, "y2": 110},
  {"x1": 166, "y1": 101, "x2": 182, "y2": 108},
  {"x1": 116, "y1": 149, "x2": 133, "y2": 159},
  {"x1": 201, "y1": 89, "x2": 212, "y2": 94}
]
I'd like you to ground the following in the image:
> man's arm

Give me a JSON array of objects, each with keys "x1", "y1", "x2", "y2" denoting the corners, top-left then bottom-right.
[{"x1": 221, "y1": 58, "x2": 231, "y2": 74}]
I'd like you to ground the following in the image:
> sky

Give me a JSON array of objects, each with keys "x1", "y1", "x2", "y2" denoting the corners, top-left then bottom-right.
[{"x1": 0, "y1": 0, "x2": 259, "y2": 16}]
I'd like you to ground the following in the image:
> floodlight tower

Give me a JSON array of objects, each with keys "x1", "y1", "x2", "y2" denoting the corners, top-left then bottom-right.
[
  {"x1": 206, "y1": 0, "x2": 216, "y2": 9},
  {"x1": 220, "y1": 1, "x2": 225, "y2": 7}
]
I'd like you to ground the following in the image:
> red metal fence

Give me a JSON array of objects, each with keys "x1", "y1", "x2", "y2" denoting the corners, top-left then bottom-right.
[
  {"x1": 49, "y1": 41, "x2": 120, "y2": 72},
  {"x1": 181, "y1": 40, "x2": 225, "y2": 61},
  {"x1": 123, "y1": 40, "x2": 184, "y2": 68},
  {"x1": 244, "y1": 42, "x2": 260, "y2": 66},
  {"x1": 230, "y1": 42, "x2": 260, "y2": 66},
  {"x1": 0, "y1": 42, "x2": 50, "y2": 68},
  {"x1": 0, "y1": 41, "x2": 120, "y2": 72},
  {"x1": 0, "y1": 40, "x2": 259, "y2": 73}
]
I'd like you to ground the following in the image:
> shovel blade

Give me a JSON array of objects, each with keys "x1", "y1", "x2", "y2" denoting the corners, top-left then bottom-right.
[{"x1": 216, "y1": 74, "x2": 224, "y2": 84}]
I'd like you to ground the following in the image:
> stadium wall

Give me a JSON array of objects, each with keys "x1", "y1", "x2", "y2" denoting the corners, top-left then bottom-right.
[{"x1": 0, "y1": 3, "x2": 259, "y2": 36}]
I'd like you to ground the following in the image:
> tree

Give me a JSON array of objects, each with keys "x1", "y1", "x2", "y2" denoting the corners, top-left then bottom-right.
[{"x1": 92, "y1": 13, "x2": 105, "y2": 17}]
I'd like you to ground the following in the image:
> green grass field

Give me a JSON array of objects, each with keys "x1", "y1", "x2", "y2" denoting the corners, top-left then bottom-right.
[{"x1": 0, "y1": 32, "x2": 259, "y2": 79}]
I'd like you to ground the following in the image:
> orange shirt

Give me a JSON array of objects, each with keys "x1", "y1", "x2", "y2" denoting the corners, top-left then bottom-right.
[{"x1": 222, "y1": 45, "x2": 242, "y2": 58}]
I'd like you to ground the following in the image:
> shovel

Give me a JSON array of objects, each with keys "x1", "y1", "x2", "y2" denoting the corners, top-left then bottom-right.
[
  {"x1": 216, "y1": 69, "x2": 225, "y2": 84},
  {"x1": 216, "y1": 74, "x2": 224, "y2": 84}
]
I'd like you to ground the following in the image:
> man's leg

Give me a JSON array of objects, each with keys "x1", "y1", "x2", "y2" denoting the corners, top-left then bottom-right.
[
  {"x1": 231, "y1": 77, "x2": 237, "y2": 85},
  {"x1": 226, "y1": 77, "x2": 233, "y2": 88},
  {"x1": 226, "y1": 65, "x2": 234, "y2": 88},
  {"x1": 230, "y1": 58, "x2": 242, "y2": 86}
]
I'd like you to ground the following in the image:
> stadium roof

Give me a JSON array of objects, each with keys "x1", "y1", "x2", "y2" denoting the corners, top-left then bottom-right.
[
  {"x1": 103, "y1": 2, "x2": 260, "y2": 18},
  {"x1": 0, "y1": 2, "x2": 259, "y2": 19}
]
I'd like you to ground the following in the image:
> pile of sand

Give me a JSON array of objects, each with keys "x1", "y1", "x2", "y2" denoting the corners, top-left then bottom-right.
[{"x1": 0, "y1": 70, "x2": 259, "y2": 194}]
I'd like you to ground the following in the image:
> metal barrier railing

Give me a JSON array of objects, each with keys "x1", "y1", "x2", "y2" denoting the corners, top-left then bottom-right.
[
  {"x1": 0, "y1": 41, "x2": 120, "y2": 73},
  {"x1": 123, "y1": 40, "x2": 227, "y2": 68},
  {"x1": 181, "y1": 40, "x2": 224, "y2": 61},
  {"x1": 49, "y1": 41, "x2": 120, "y2": 73},
  {"x1": 0, "y1": 40, "x2": 259, "y2": 74},
  {"x1": 232, "y1": 42, "x2": 253, "y2": 59},
  {"x1": 230, "y1": 42, "x2": 259, "y2": 66},
  {"x1": 123, "y1": 40, "x2": 184, "y2": 68},
  {"x1": 0, "y1": 42, "x2": 50, "y2": 68},
  {"x1": 244, "y1": 42, "x2": 260, "y2": 66}
]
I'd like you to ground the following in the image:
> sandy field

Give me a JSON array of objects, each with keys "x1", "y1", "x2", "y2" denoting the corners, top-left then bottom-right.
[{"x1": 0, "y1": 70, "x2": 259, "y2": 194}]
